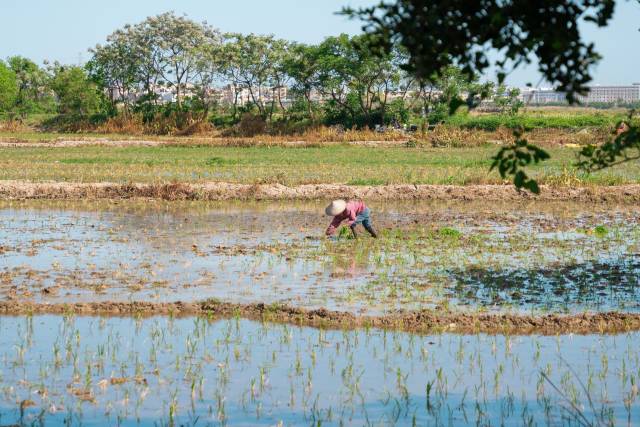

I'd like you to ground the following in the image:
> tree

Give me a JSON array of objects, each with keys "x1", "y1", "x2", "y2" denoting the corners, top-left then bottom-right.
[
  {"x1": 493, "y1": 84, "x2": 523, "y2": 115},
  {"x1": 89, "y1": 13, "x2": 224, "y2": 122},
  {"x1": 315, "y1": 34, "x2": 401, "y2": 128},
  {"x1": 409, "y1": 65, "x2": 493, "y2": 123},
  {"x1": 267, "y1": 38, "x2": 293, "y2": 119},
  {"x1": 345, "y1": 0, "x2": 640, "y2": 192},
  {"x1": 49, "y1": 65, "x2": 103, "y2": 116},
  {"x1": 138, "y1": 12, "x2": 220, "y2": 108},
  {"x1": 191, "y1": 39, "x2": 225, "y2": 120},
  {"x1": 284, "y1": 43, "x2": 322, "y2": 121},
  {"x1": 88, "y1": 29, "x2": 142, "y2": 111},
  {"x1": 344, "y1": 1, "x2": 615, "y2": 103},
  {"x1": 314, "y1": 34, "x2": 358, "y2": 124},
  {"x1": 128, "y1": 22, "x2": 164, "y2": 106},
  {"x1": 577, "y1": 111, "x2": 640, "y2": 172},
  {"x1": 7, "y1": 56, "x2": 54, "y2": 115},
  {"x1": 0, "y1": 61, "x2": 18, "y2": 112},
  {"x1": 220, "y1": 34, "x2": 282, "y2": 119}
]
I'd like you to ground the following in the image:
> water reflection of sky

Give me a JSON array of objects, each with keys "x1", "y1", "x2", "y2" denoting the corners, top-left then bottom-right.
[{"x1": 0, "y1": 315, "x2": 636, "y2": 426}]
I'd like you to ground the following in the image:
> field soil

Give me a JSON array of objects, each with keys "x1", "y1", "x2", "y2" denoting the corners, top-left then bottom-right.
[
  {"x1": 1, "y1": 300, "x2": 638, "y2": 335},
  {"x1": 2, "y1": 180, "x2": 640, "y2": 202},
  {"x1": 0, "y1": 138, "x2": 410, "y2": 148}
]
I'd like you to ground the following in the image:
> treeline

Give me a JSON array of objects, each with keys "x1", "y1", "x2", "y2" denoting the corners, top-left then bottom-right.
[{"x1": 0, "y1": 12, "x2": 523, "y2": 134}]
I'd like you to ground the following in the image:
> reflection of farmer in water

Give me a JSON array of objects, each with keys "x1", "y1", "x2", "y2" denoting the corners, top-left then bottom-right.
[{"x1": 325, "y1": 199, "x2": 378, "y2": 239}]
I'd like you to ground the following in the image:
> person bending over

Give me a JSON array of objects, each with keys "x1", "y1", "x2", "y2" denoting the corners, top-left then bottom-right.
[{"x1": 325, "y1": 199, "x2": 378, "y2": 239}]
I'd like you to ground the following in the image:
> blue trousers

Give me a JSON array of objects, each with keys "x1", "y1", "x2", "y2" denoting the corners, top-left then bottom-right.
[{"x1": 352, "y1": 208, "x2": 372, "y2": 228}]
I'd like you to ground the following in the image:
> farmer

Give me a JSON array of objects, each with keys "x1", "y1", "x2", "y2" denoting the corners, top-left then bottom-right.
[{"x1": 325, "y1": 199, "x2": 378, "y2": 239}]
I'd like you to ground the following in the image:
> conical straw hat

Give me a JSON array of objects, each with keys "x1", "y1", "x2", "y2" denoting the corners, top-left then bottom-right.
[{"x1": 325, "y1": 200, "x2": 347, "y2": 216}]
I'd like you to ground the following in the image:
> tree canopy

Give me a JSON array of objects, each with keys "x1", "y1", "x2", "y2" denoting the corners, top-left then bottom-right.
[
  {"x1": 345, "y1": 0, "x2": 639, "y2": 192},
  {"x1": 48, "y1": 65, "x2": 103, "y2": 116},
  {"x1": 0, "y1": 61, "x2": 18, "y2": 112},
  {"x1": 343, "y1": 0, "x2": 616, "y2": 103}
]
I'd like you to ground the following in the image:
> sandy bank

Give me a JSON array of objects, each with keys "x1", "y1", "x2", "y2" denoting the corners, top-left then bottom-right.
[{"x1": 1, "y1": 180, "x2": 640, "y2": 202}]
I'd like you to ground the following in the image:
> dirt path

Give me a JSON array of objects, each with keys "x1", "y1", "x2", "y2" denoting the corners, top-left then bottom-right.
[
  {"x1": 1, "y1": 300, "x2": 638, "y2": 335},
  {"x1": 1, "y1": 180, "x2": 640, "y2": 202},
  {"x1": 0, "y1": 139, "x2": 407, "y2": 148},
  {"x1": 0, "y1": 139, "x2": 167, "y2": 148}
]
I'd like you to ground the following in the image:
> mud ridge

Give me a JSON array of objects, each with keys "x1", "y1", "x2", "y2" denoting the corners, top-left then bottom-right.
[
  {"x1": 0, "y1": 139, "x2": 406, "y2": 148},
  {"x1": 1, "y1": 300, "x2": 639, "y2": 335},
  {"x1": 2, "y1": 180, "x2": 640, "y2": 202}
]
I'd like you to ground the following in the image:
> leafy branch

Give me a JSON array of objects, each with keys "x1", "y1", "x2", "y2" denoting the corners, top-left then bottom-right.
[
  {"x1": 344, "y1": 0, "x2": 640, "y2": 194},
  {"x1": 577, "y1": 110, "x2": 640, "y2": 172},
  {"x1": 490, "y1": 129, "x2": 550, "y2": 194}
]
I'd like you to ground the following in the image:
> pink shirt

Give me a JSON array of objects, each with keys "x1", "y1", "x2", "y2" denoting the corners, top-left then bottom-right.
[{"x1": 326, "y1": 200, "x2": 366, "y2": 236}]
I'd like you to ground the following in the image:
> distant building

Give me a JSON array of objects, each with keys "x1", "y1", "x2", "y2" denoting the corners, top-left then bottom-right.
[
  {"x1": 213, "y1": 84, "x2": 291, "y2": 106},
  {"x1": 521, "y1": 88, "x2": 567, "y2": 104},
  {"x1": 520, "y1": 83, "x2": 640, "y2": 105},
  {"x1": 577, "y1": 84, "x2": 640, "y2": 104}
]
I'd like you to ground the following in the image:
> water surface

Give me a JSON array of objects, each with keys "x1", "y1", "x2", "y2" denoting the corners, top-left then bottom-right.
[
  {"x1": 1, "y1": 200, "x2": 639, "y2": 314},
  {"x1": 0, "y1": 315, "x2": 638, "y2": 426}
]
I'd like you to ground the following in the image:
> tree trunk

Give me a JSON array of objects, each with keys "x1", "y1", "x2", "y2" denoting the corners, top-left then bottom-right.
[
  {"x1": 232, "y1": 85, "x2": 239, "y2": 121},
  {"x1": 305, "y1": 91, "x2": 315, "y2": 121}
]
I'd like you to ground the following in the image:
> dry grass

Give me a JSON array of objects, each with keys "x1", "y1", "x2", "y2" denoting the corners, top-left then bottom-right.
[
  {"x1": 0, "y1": 125, "x2": 608, "y2": 148},
  {"x1": 0, "y1": 119, "x2": 30, "y2": 133},
  {"x1": 94, "y1": 115, "x2": 146, "y2": 134},
  {"x1": 2, "y1": 113, "x2": 409, "y2": 143},
  {"x1": 416, "y1": 126, "x2": 508, "y2": 147},
  {"x1": 416, "y1": 125, "x2": 611, "y2": 148},
  {"x1": 57, "y1": 114, "x2": 407, "y2": 142},
  {"x1": 295, "y1": 126, "x2": 406, "y2": 142},
  {"x1": 93, "y1": 114, "x2": 217, "y2": 136}
]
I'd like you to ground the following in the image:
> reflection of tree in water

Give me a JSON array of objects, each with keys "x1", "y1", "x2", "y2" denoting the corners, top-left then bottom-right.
[{"x1": 447, "y1": 257, "x2": 640, "y2": 311}]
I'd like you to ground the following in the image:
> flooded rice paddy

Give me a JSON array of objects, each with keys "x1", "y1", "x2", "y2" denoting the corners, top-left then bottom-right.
[
  {"x1": 1, "y1": 199, "x2": 639, "y2": 314},
  {"x1": 2, "y1": 199, "x2": 640, "y2": 425},
  {"x1": 0, "y1": 315, "x2": 638, "y2": 426}
]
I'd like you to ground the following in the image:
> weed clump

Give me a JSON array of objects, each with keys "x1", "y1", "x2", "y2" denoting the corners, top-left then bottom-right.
[
  {"x1": 438, "y1": 227, "x2": 462, "y2": 238},
  {"x1": 594, "y1": 225, "x2": 609, "y2": 237}
]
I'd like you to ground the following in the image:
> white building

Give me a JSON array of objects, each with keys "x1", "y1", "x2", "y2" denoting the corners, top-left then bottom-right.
[
  {"x1": 521, "y1": 88, "x2": 566, "y2": 104},
  {"x1": 520, "y1": 83, "x2": 640, "y2": 105},
  {"x1": 214, "y1": 85, "x2": 290, "y2": 106},
  {"x1": 577, "y1": 84, "x2": 640, "y2": 104}
]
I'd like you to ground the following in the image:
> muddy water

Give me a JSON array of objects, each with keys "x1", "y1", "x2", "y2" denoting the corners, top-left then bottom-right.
[
  {"x1": 0, "y1": 315, "x2": 638, "y2": 426},
  {"x1": 1, "y1": 200, "x2": 639, "y2": 314}
]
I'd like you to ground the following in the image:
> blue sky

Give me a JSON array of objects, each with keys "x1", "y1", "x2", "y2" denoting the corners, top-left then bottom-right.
[{"x1": 2, "y1": 0, "x2": 639, "y2": 87}]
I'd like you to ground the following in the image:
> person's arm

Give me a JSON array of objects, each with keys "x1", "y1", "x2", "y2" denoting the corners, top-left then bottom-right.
[
  {"x1": 326, "y1": 216, "x2": 343, "y2": 236},
  {"x1": 345, "y1": 208, "x2": 357, "y2": 227},
  {"x1": 350, "y1": 224, "x2": 358, "y2": 239}
]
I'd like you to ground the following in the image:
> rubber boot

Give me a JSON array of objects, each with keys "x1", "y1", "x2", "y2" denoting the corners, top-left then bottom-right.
[{"x1": 364, "y1": 224, "x2": 378, "y2": 238}]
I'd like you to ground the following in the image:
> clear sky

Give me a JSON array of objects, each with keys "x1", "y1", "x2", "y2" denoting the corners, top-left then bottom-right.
[{"x1": 2, "y1": 0, "x2": 639, "y2": 87}]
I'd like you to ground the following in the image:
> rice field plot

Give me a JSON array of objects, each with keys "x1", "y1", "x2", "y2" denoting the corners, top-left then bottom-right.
[
  {"x1": 0, "y1": 314, "x2": 638, "y2": 426},
  {"x1": 1, "y1": 200, "x2": 639, "y2": 314},
  {"x1": 2, "y1": 144, "x2": 640, "y2": 186}
]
